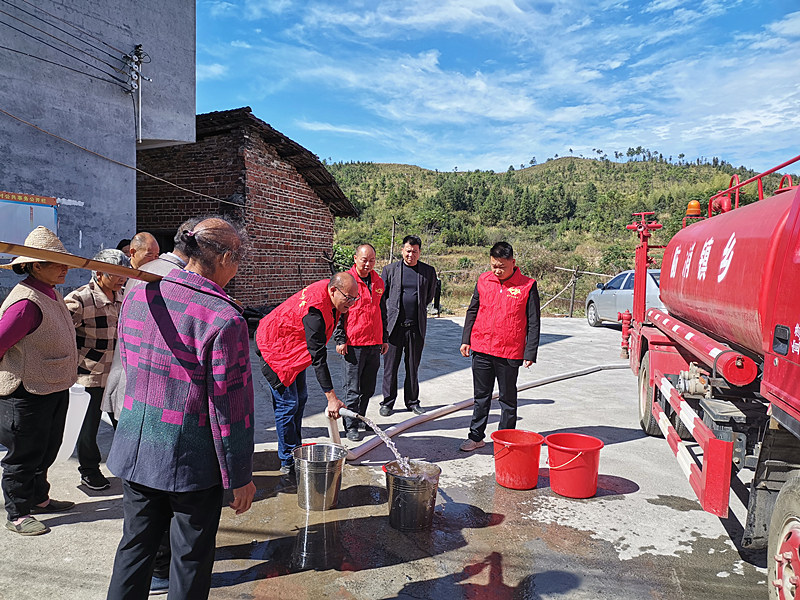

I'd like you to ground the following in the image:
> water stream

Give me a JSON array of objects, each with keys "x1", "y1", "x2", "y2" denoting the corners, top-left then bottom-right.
[{"x1": 354, "y1": 413, "x2": 412, "y2": 475}]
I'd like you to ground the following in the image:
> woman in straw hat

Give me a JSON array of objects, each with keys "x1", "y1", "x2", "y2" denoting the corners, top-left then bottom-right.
[{"x1": 0, "y1": 226, "x2": 78, "y2": 535}]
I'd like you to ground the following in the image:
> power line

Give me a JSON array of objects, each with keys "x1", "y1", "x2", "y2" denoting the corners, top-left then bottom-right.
[
  {"x1": 0, "y1": 7, "x2": 126, "y2": 75},
  {"x1": 18, "y1": 0, "x2": 126, "y2": 55},
  {"x1": 0, "y1": 0, "x2": 125, "y2": 65},
  {"x1": 0, "y1": 43, "x2": 128, "y2": 88},
  {"x1": 0, "y1": 18, "x2": 129, "y2": 86},
  {"x1": 0, "y1": 106, "x2": 245, "y2": 210}
]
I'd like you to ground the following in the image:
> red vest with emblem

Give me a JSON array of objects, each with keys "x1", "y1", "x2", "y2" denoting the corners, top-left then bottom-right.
[
  {"x1": 344, "y1": 265, "x2": 385, "y2": 346},
  {"x1": 469, "y1": 268, "x2": 535, "y2": 360},
  {"x1": 256, "y1": 279, "x2": 337, "y2": 386}
]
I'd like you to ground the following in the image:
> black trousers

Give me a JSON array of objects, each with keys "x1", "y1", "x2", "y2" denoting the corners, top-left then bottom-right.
[
  {"x1": 468, "y1": 352, "x2": 522, "y2": 442},
  {"x1": 77, "y1": 386, "x2": 105, "y2": 476},
  {"x1": 107, "y1": 480, "x2": 223, "y2": 600},
  {"x1": 0, "y1": 386, "x2": 69, "y2": 520},
  {"x1": 342, "y1": 345, "x2": 381, "y2": 432},
  {"x1": 381, "y1": 324, "x2": 424, "y2": 409}
]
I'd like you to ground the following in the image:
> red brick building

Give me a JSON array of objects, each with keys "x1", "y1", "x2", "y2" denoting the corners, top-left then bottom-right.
[{"x1": 136, "y1": 107, "x2": 356, "y2": 307}]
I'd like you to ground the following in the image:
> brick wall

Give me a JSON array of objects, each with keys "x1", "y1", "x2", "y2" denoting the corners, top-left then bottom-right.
[{"x1": 137, "y1": 122, "x2": 335, "y2": 308}]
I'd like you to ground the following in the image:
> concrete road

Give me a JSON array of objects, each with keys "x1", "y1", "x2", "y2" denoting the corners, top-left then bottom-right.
[{"x1": 0, "y1": 317, "x2": 767, "y2": 599}]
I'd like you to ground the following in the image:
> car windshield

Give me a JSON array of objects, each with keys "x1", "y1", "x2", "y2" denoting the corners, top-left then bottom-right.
[{"x1": 650, "y1": 272, "x2": 660, "y2": 287}]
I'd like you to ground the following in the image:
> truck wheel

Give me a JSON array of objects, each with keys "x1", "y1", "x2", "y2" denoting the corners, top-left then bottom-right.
[
  {"x1": 638, "y1": 352, "x2": 661, "y2": 437},
  {"x1": 672, "y1": 411, "x2": 694, "y2": 441},
  {"x1": 768, "y1": 475, "x2": 800, "y2": 600},
  {"x1": 587, "y1": 303, "x2": 600, "y2": 327}
]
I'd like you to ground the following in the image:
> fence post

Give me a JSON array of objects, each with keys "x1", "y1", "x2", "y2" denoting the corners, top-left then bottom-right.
[{"x1": 568, "y1": 267, "x2": 579, "y2": 317}]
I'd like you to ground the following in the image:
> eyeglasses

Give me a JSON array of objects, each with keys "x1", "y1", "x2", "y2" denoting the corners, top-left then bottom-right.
[{"x1": 336, "y1": 288, "x2": 359, "y2": 303}]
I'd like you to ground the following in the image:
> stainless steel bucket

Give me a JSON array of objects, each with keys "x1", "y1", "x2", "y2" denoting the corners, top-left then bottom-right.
[
  {"x1": 293, "y1": 443, "x2": 348, "y2": 511},
  {"x1": 383, "y1": 460, "x2": 442, "y2": 531}
]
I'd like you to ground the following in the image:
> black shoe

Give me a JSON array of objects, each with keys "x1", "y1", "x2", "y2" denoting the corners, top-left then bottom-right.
[
  {"x1": 81, "y1": 472, "x2": 111, "y2": 491},
  {"x1": 30, "y1": 499, "x2": 75, "y2": 514},
  {"x1": 379, "y1": 406, "x2": 392, "y2": 417},
  {"x1": 346, "y1": 430, "x2": 361, "y2": 442},
  {"x1": 410, "y1": 405, "x2": 425, "y2": 415}
]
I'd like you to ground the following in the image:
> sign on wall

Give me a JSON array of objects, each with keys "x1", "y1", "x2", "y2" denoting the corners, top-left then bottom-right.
[{"x1": 0, "y1": 191, "x2": 58, "y2": 258}]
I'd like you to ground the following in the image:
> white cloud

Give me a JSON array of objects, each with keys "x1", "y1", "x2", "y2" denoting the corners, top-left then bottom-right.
[
  {"x1": 643, "y1": 0, "x2": 686, "y2": 12},
  {"x1": 768, "y1": 11, "x2": 800, "y2": 37},
  {"x1": 297, "y1": 121, "x2": 380, "y2": 138},
  {"x1": 196, "y1": 63, "x2": 228, "y2": 81},
  {"x1": 230, "y1": 40, "x2": 252, "y2": 48},
  {"x1": 208, "y1": 1, "x2": 236, "y2": 17},
  {"x1": 243, "y1": 0, "x2": 292, "y2": 19}
]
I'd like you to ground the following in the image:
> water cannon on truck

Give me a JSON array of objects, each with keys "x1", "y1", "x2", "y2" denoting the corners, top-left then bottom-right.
[{"x1": 619, "y1": 155, "x2": 800, "y2": 600}]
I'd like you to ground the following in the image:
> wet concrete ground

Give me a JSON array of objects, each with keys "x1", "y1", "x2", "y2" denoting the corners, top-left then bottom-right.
[{"x1": 0, "y1": 317, "x2": 767, "y2": 599}]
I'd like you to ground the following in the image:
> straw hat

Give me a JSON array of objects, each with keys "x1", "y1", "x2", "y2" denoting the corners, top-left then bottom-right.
[{"x1": 0, "y1": 226, "x2": 69, "y2": 269}]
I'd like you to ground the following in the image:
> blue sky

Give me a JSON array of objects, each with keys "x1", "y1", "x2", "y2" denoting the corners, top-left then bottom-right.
[{"x1": 196, "y1": 1, "x2": 800, "y2": 173}]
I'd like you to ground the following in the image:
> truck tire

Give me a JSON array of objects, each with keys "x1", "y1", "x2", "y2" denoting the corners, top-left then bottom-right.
[
  {"x1": 672, "y1": 410, "x2": 694, "y2": 441},
  {"x1": 587, "y1": 302, "x2": 600, "y2": 327},
  {"x1": 768, "y1": 475, "x2": 800, "y2": 600},
  {"x1": 638, "y1": 352, "x2": 661, "y2": 436}
]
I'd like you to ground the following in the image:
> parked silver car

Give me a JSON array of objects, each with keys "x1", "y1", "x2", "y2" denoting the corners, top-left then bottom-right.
[{"x1": 585, "y1": 269, "x2": 665, "y2": 327}]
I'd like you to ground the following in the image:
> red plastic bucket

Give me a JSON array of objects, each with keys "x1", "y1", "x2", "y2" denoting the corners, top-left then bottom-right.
[
  {"x1": 490, "y1": 429, "x2": 544, "y2": 490},
  {"x1": 545, "y1": 433, "x2": 604, "y2": 498}
]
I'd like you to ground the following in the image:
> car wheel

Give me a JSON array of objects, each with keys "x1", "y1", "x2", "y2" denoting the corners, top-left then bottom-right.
[{"x1": 586, "y1": 302, "x2": 600, "y2": 327}]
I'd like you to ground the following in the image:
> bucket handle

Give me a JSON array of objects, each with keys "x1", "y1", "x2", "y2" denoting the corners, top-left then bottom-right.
[
  {"x1": 548, "y1": 452, "x2": 583, "y2": 470},
  {"x1": 495, "y1": 444, "x2": 513, "y2": 459}
]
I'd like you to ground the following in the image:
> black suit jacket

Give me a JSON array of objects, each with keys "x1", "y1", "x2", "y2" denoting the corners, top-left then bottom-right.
[{"x1": 381, "y1": 259, "x2": 438, "y2": 339}]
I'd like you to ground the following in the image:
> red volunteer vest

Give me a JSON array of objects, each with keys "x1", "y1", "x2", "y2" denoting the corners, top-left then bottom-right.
[
  {"x1": 344, "y1": 265, "x2": 385, "y2": 346},
  {"x1": 256, "y1": 279, "x2": 337, "y2": 386},
  {"x1": 469, "y1": 268, "x2": 535, "y2": 360}
]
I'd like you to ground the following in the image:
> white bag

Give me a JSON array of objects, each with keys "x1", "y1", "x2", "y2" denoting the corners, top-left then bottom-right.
[{"x1": 55, "y1": 384, "x2": 91, "y2": 462}]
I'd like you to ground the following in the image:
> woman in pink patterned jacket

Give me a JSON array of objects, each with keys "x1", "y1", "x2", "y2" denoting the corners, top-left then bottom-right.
[{"x1": 106, "y1": 217, "x2": 255, "y2": 600}]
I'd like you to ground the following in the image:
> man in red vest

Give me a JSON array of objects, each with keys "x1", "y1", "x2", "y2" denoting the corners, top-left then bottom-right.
[
  {"x1": 256, "y1": 272, "x2": 357, "y2": 474},
  {"x1": 333, "y1": 244, "x2": 389, "y2": 441},
  {"x1": 459, "y1": 242, "x2": 541, "y2": 451}
]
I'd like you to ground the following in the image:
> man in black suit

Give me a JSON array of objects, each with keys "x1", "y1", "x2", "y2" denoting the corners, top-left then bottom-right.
[{"x1": 380, "y1": 235, "x2": 438, "y2": 416}]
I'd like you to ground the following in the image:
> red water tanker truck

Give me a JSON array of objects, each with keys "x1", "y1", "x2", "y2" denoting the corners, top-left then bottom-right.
[{"x1": 620, "y1": 155, "x2": 800, "y2": 599}]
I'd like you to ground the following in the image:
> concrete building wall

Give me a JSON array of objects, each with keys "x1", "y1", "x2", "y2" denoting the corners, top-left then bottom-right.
[
  {"x1": 0, "y1": 0, "x2": 195, "y2": 295},
  {"x1": 137, "y1": 120, "x2": 337, "y2": 308}
]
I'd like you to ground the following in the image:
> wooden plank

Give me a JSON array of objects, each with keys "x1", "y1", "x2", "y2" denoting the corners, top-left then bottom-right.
[{"x1": 0, "y1": 241, "x2": 161, "y2": 282}]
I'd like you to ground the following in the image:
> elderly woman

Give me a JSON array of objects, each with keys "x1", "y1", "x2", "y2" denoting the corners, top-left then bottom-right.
[
  {"x1": 106, "y1": 217, "x2": 255, "y2": 599},
  {"x1": 0, "y1": 227, "x2": 78, "y2": 536},
  {"x1": 64, "y1": 249, "x2": 129, "y2": 492}
]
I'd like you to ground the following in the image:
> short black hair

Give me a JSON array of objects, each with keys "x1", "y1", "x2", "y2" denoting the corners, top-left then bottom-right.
[
  {"x1": 115, "y1": 238, "x2": 131, "y2": 251},
  {"x1": 402, "y1": 235, "x2": 422, "y2": 248},
  {"x1": 490, "y1": 241, "x2": 514, "y2": 259}
]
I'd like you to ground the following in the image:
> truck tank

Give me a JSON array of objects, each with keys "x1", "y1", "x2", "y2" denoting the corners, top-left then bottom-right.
[{"x1": 659, "y1": 187, "x2": 797, "y2": 357}]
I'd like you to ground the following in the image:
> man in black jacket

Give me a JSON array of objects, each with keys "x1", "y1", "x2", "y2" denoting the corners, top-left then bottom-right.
[{"x1": 380, "y1": 235, "x2": 438, "y2": 416}]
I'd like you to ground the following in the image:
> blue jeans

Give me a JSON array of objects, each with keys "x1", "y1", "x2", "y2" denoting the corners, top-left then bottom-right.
[{"x1": 268, "y1": 370, "x2": 308, "y2": 466}]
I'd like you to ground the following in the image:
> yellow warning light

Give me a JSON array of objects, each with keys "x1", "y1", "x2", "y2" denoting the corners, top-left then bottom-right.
[{"x1": 686, "y1": 200, "x2": 702, "y2": 217}]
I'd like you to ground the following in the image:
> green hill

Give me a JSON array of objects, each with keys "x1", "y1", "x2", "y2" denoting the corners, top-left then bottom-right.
[{"x1": 326, "y1": 154, "x2": 789, "y2": 316}]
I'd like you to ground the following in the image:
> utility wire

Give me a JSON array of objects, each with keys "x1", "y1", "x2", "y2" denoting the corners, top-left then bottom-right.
[
  {"x1": 0, "y1": 107, "x2": 245, "y2": 209},
  {"x1": 0, "y1": 43, "x2": 128, "y2": 88},
  {"x1": 18, "y1": 0, "x2": 126, "y2": 55},
  {"x1": 0, "y1": 0, "x2": 125, "y2": 64},
  {"x1": 0, "y1": 7, "x2": 125, "y2": 74},
  {"x1": 0, "y1": 18, "x2": 129, "y2": 86}
]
